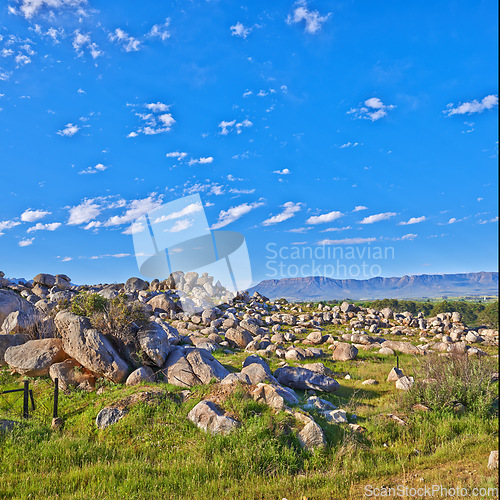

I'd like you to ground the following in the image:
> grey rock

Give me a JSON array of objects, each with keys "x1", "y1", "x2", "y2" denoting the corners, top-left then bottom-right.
[
  {"x1": 323, "y1": 409, "x2": 348, "y2": 423},
  {"x1": 124, "y1": 277, "x2": 147, "y2": 293},
  {"x1": 0, "y1": 289, "x2": 36, "y2": 328},
  {"x1": 5, "y1": 338, "x2": 68, "y2": 377},
  {"x1": 387, "y1": 367, "x2": 404, "y2": 382},
  {"x1": 96, "y1": 407, "x2": 128, "y2": 429},
  {"x1": 250, "y1": 382, "x2": 299, "y2": 410},
  {"x1": 274, "y1": 366, "x2": 340, "y2": 392},
  {"x1": 147, "y1": 294, "x2": 175, "y2": 314},
  {"x1": 0, "y1": 333, "x2": 28, "y2": 366},
  {"x1": 225, "y1": 327, "x2": 253, "y2": 349},
  {"x1": 126, "y1": 366, "x2": 156, "y2": 386},
  {"x1": 332, "y1": 342, "x2": 358, "y2": 361},
  {"x1": 487, "y1": 450, "x2": 498, "y2": 470},
  {"x1": 395, "y1": 376, "x2": 414, "y2": 390},
  {"x1": 298, "y1": 420, "x2": 326, "y2": 450},
  {"x1": 49, "y1": 359, "x2": 96, "y2": 391},
  {"x1": 188, "y1": 400, "x2": 240, "y2": 435},
  {"x1": 138, "y1": 322, "x2": 173, "y2": 367}
]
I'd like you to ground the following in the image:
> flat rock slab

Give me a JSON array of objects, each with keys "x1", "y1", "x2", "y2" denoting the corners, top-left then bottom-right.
[
  {"x1": 274, "y1": 366, "x2": 340, "y2": 392},
  {"x1": 5, "y1": 338, "x2": 68, "y2": 377},
  {"x1": 188, "y1": 400, "x2": 240, "y2": 435}
]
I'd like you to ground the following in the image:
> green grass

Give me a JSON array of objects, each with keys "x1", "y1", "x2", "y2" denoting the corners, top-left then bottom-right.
[{"x1": 1, "y1": 343, "x2": 498, "y2": 500}]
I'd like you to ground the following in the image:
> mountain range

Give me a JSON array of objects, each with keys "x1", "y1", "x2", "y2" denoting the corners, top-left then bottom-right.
[{"x1": 246, "y1": 272, "x2": 499, "y2": 301}]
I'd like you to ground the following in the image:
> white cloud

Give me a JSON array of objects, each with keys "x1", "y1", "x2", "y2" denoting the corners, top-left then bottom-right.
[
  {"x1": 166, "y1": 151, "x2": 188, "y2": 159},
  {"x1": 105, "y1": 195, "x2": 163, "y2": 226},
  {"x1": 78, "y1": 163, "x2": 107, "y2": 175},
  {"x1": 273, "y1": 168, "x2": 291, "y2": 175},
  {"x1": 72, "y1": 30, "x2": 101, "y2": 59},
  {"x1": 128, "y1": 103, "x2": 175, "y2": 136},
  {"x1": 21, "y1": 209, "x2": 50, "y2": 222},
  {"x1": 57, "y1": 123, "x2": 79, "y2": 137},
  {"x1": 13, "y1": 0, "x2": 88, "y2": 19},
  {"x1": 398, "y1": 216, "x2": 427, "y2": 225},
  {"x1": 154, "y1": 202, "x2": 203, "y2": 224},
  {"x1": 77, "y1": 88, "x2": 86, "y2": 94},
  {"x1": 15, "y1": 54, "x2": 31, "y2": 66},
  {"x1": 188, "y1": 156, "x2": 214, "y2": 166},
  {"x1": 444, "y1": 94, "x2": 498, "y2": 116},
  {"x1": 339, "y1": 142, "x2": 359, "y2": 149},
  {"x1": 353, "y1": 205, "x2": 368, "y2": 212},
  {"x1": 27, "y1": 222, "x2": 61, "y2": 232},
  {"x1": 401, "y1": 233, "x2": 417, "y2": 240},
  {"x1": 68, "y1": 199, "x2": 101, "y2": 225},
  {"x1": 262, "y1": 201, "x2": 302, "y2": 226},
  {"x1": 218, "y1": 118, "x2": 252, "y2": 135},
  {"x1": 122, "y1": 222, "x2": 145, "y2": 235},
  {"x1": 19, "y1": 237, "x2": 34, "y2": 247},
  {"x1": 61, "y1": 256, "x2": 72, "y2": 262},
  {"x1": 0, "y1": 220, "x2": 21, "y2": 234},
  {"x1": 211, "y1": 201, "x2": 264, "y2": 229},
  {"x1": 286, "y1": 2, "x2": 331, "y2": 34},
  {"x1": 149, "y1": 18, "x2": 171, "y2": 41},
  {"x1": 447, "y1": 218, "x2": 458, "y2": 224},
  {"x1": 287, "y1": 227, "x2": 311, "y2": 233},
  {"x1": 306, "y1": 211, "x2": 343, "y2": 225},
  {"x1": 317, "y1": 237, "x2": 377, "y2": 245},
  {"x1": 348, "y1": 97, "x2": 395, "y2": 121},
  {"x1": 321, "y1": 226, "x2": 352, "y2": 232},
  {"x1": 109, "y1": 28, "x2": 141, "y2": 52},
  {"x1": 230, "y1": 22, "x2": 252, "y2": 38},
  {"x1": 358, "y1": 212, "x2": 397, "y2": 224},
  {"x1": 166, "y1": 219, "x2": 193, "y2": 232}
]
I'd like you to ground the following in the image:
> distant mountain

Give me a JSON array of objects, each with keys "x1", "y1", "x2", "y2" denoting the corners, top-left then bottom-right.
[{"x1": 247, "y1": 272, "x2": 499, "y2": 301}]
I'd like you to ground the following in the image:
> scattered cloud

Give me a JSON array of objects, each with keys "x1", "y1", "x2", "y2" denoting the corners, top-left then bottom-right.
[
  {"x1": 339, "y1": 142, "x2": 360, "y2": 149},
  {"x1": 188, "y1": 156, "x2": 214, "y2": 166},
  {"x1": 166, "y1": 219, "x2": 193, "y2": 232},
  {"x1": 401, "y1": 233, "x2": 417, "y2": 240},
  {"x1": 149, "y1": 18, "x2": 171, "y2": 41},
  {"x1": 128, "y1": 102, "x2": 175, "y2": 136},
  {"x1": 444, "y1": 94, "x2": 498, "y2": 116},
  {"x1": 27, "y1": 222, "x2": 61, "y2": 232},
  {"x1": 358, "y1": 212, "x2": 397, "y2": 224},
  {"x1": 211, "y1": 201, "x2": 264, "y2": 230},
  {"x1": 67, "y1": 199, "x2": 101, "y2": 225},
  {"x1": 286, "y1": 1, "x2": 331, "y2": 34},
  {"x1": 72, "y1": 30, "x2": 101, "y2": 59},
  {"x1": 166, "y1": 151, "x2": 188, "y2": 159},
  {"x1": 19, "y1": 237, "x2": 34, "y2": 247},
  {"x1": 218, "y1": 118, "x2": 252, "y2": 135},
  {"x1": 0, "y1": 220, "x2": 21, "y2": 235},
  {"x1": 353, "y1": 205, "x2": 368, "y2": 212},
  {"x1": 273, "y1": 168, "x2": 291, "y2": 175},
  {"x1": 348, "y1": 97, "x2": 395, "y2": 121},
  {"x1": 153, "y1": 202, "x2": 203, "y2": 224},
  {"x1": 398, "y1": 216, "x2": 427, "y2": 225},
  {"x1": 105, "y1": 194, "x2": 163, "y2": 227},
  {"x1": 317, "y1": 237, "x2": 377, "y2": 245},
  {"x1": 11, "y1": 0, "x2": 88, "y2": 19},
  {"x1": 306, "y1": 211, "x2": 343, "y2": 225},
  {"x1": 78, "y1": 163, "x2": 107, "y2": 175},
  {"x1": 262, "y1": 201, "x2": 302, "y2": 226},
  {"x1": 478, "y1": 216, "x2": 499, "y2": 224},
  {"x1": 109, "y1": 28, "x2": 141, "y2": 52},
  {"x1": 287, "y1": 227, "x2": 311, "y2": 233},
  {"x1": 321, "y1": 226, "x2": 352, "y2": 232},
  {"x1": 21, "y1": 209, "x2": 50, "y2": 222},
  {"x1": 61, "y1": 256, "x2": 73, "y2": 262},
  {"x1": 230, "y1": 22, "x2": 252, "y2": 39},
  {"x1": 57, "y1": 123, "x2": 79, "y2": 137}
]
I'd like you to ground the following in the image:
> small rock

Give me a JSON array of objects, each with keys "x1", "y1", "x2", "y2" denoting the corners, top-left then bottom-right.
[
  {"x1": 323, "y1": 409, "x2": 348, "y2": 424},
  {"x1": 96, "y1": 407, "x2": 128, "y2": 429},
  {"x1": 298, "y1": 420, "x2": 326, "y2": 450},
  {"x1": 487, "y1": 450, "x2": 498, "y2": 470},
  {"x1": 362, "y1": 379, "x2": 379, "y2": 385},
  {"x1": 187, "y1": 400, "x2": 240, "y2": 435},
  {"x1": 395, "y1": 376, "x2": 414, "y2": 390},
  {"x1": 387, "y1": 367, "x2": 404, "y2": 382},
  {"x1": 51, "y1": 417, "x2": 64, "y2": 430}
]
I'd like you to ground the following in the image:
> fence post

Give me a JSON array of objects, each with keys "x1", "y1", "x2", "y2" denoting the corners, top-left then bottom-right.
[
  {"x1": 23, "y1": 380, "x2": 29, "y2": 419},
  {"x1": 53, "y1": 378, "x2": 59, "y2": 419},
  {"x1": 396, "y1": 355, "x2": 399, "y2": 370}
]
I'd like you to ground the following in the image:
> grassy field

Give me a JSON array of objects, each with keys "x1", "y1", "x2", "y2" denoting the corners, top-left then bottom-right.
[{"x1": 0, "y1": 326, "x2": 498, "y2": 499}]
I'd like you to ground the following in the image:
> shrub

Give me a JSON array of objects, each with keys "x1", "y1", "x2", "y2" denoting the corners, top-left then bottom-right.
[
  {"x1": 71, "y1": 292, "x2": 108, "y2": 317},
  {"x1": 401, "y1": 353, "x2": 498, "y2": 418}
]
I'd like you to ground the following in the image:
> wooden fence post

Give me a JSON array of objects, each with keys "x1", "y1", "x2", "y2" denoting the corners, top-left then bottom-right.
[
  {"x1": 23, "y1": 380, "x2": 29, "y2": 419},
  {"x1": 53, "y1": 378, "x2": 59, "y2": 419}
]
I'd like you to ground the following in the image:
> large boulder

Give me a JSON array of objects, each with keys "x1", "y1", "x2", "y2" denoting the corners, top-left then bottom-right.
[
  {"x1": 0, "y1": 290, "x2": 36, "y2": 328},
  {"x1": 331, "y1": 342, "x2": 358, "y2": 361},
  {"x1": 54, "y1": 311, "x2": 129, "y2": 383},
  {"x1": 250, "y1": 383, "x2": 298, "y2": 410},
  {"x1": 188, "y1": 400, "x2": 240, "y2": 435},
  {"x1": 1, "y1": 310, "x2": 38, "y2": 335},
  {"x1": 381, "y1": 341, "x2": 420, "y2": 356},
  {"x1": 162, "y1": 346, "x2": 229, "y2": 388},
  {"x1": 274, "y1": 366, "x2": 340, "y2": 392},
  {"x1": 33, "y1": 273, "x2": 57, "y2": 288},
  {"x1": 225, "y1": 327, "x2": 253, "y2": 349},
  {"x1": 124, "y1": 277, "x2": 147, "y2": 293},
  {"x1": 240, "y1": 363, "x2": 278, "y2": 385},
  {"x1": 147, "y1": 294, "x2": 175, "y2": 314},
  {"x1": 4, "y1": 338, "x2": 68, "y2": 377},
  {"x1": 0, "y1": 333, "x2": 29, "y2": 366},
  {"x1": 137, "y1": 322, "x2": 173, "y2": 366},
  {"x1": 49, "y1": 359, "x2": 96, "y2": 390}
]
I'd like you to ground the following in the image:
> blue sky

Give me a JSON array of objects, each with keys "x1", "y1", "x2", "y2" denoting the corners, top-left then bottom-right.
[{"x1": 0, "y1": 0, "x2": 498, "y2": 285}]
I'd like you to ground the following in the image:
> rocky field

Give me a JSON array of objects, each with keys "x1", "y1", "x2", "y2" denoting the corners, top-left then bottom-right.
[{"x1": 0, "y1": 271, "x2": 498, "y2": 499}]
